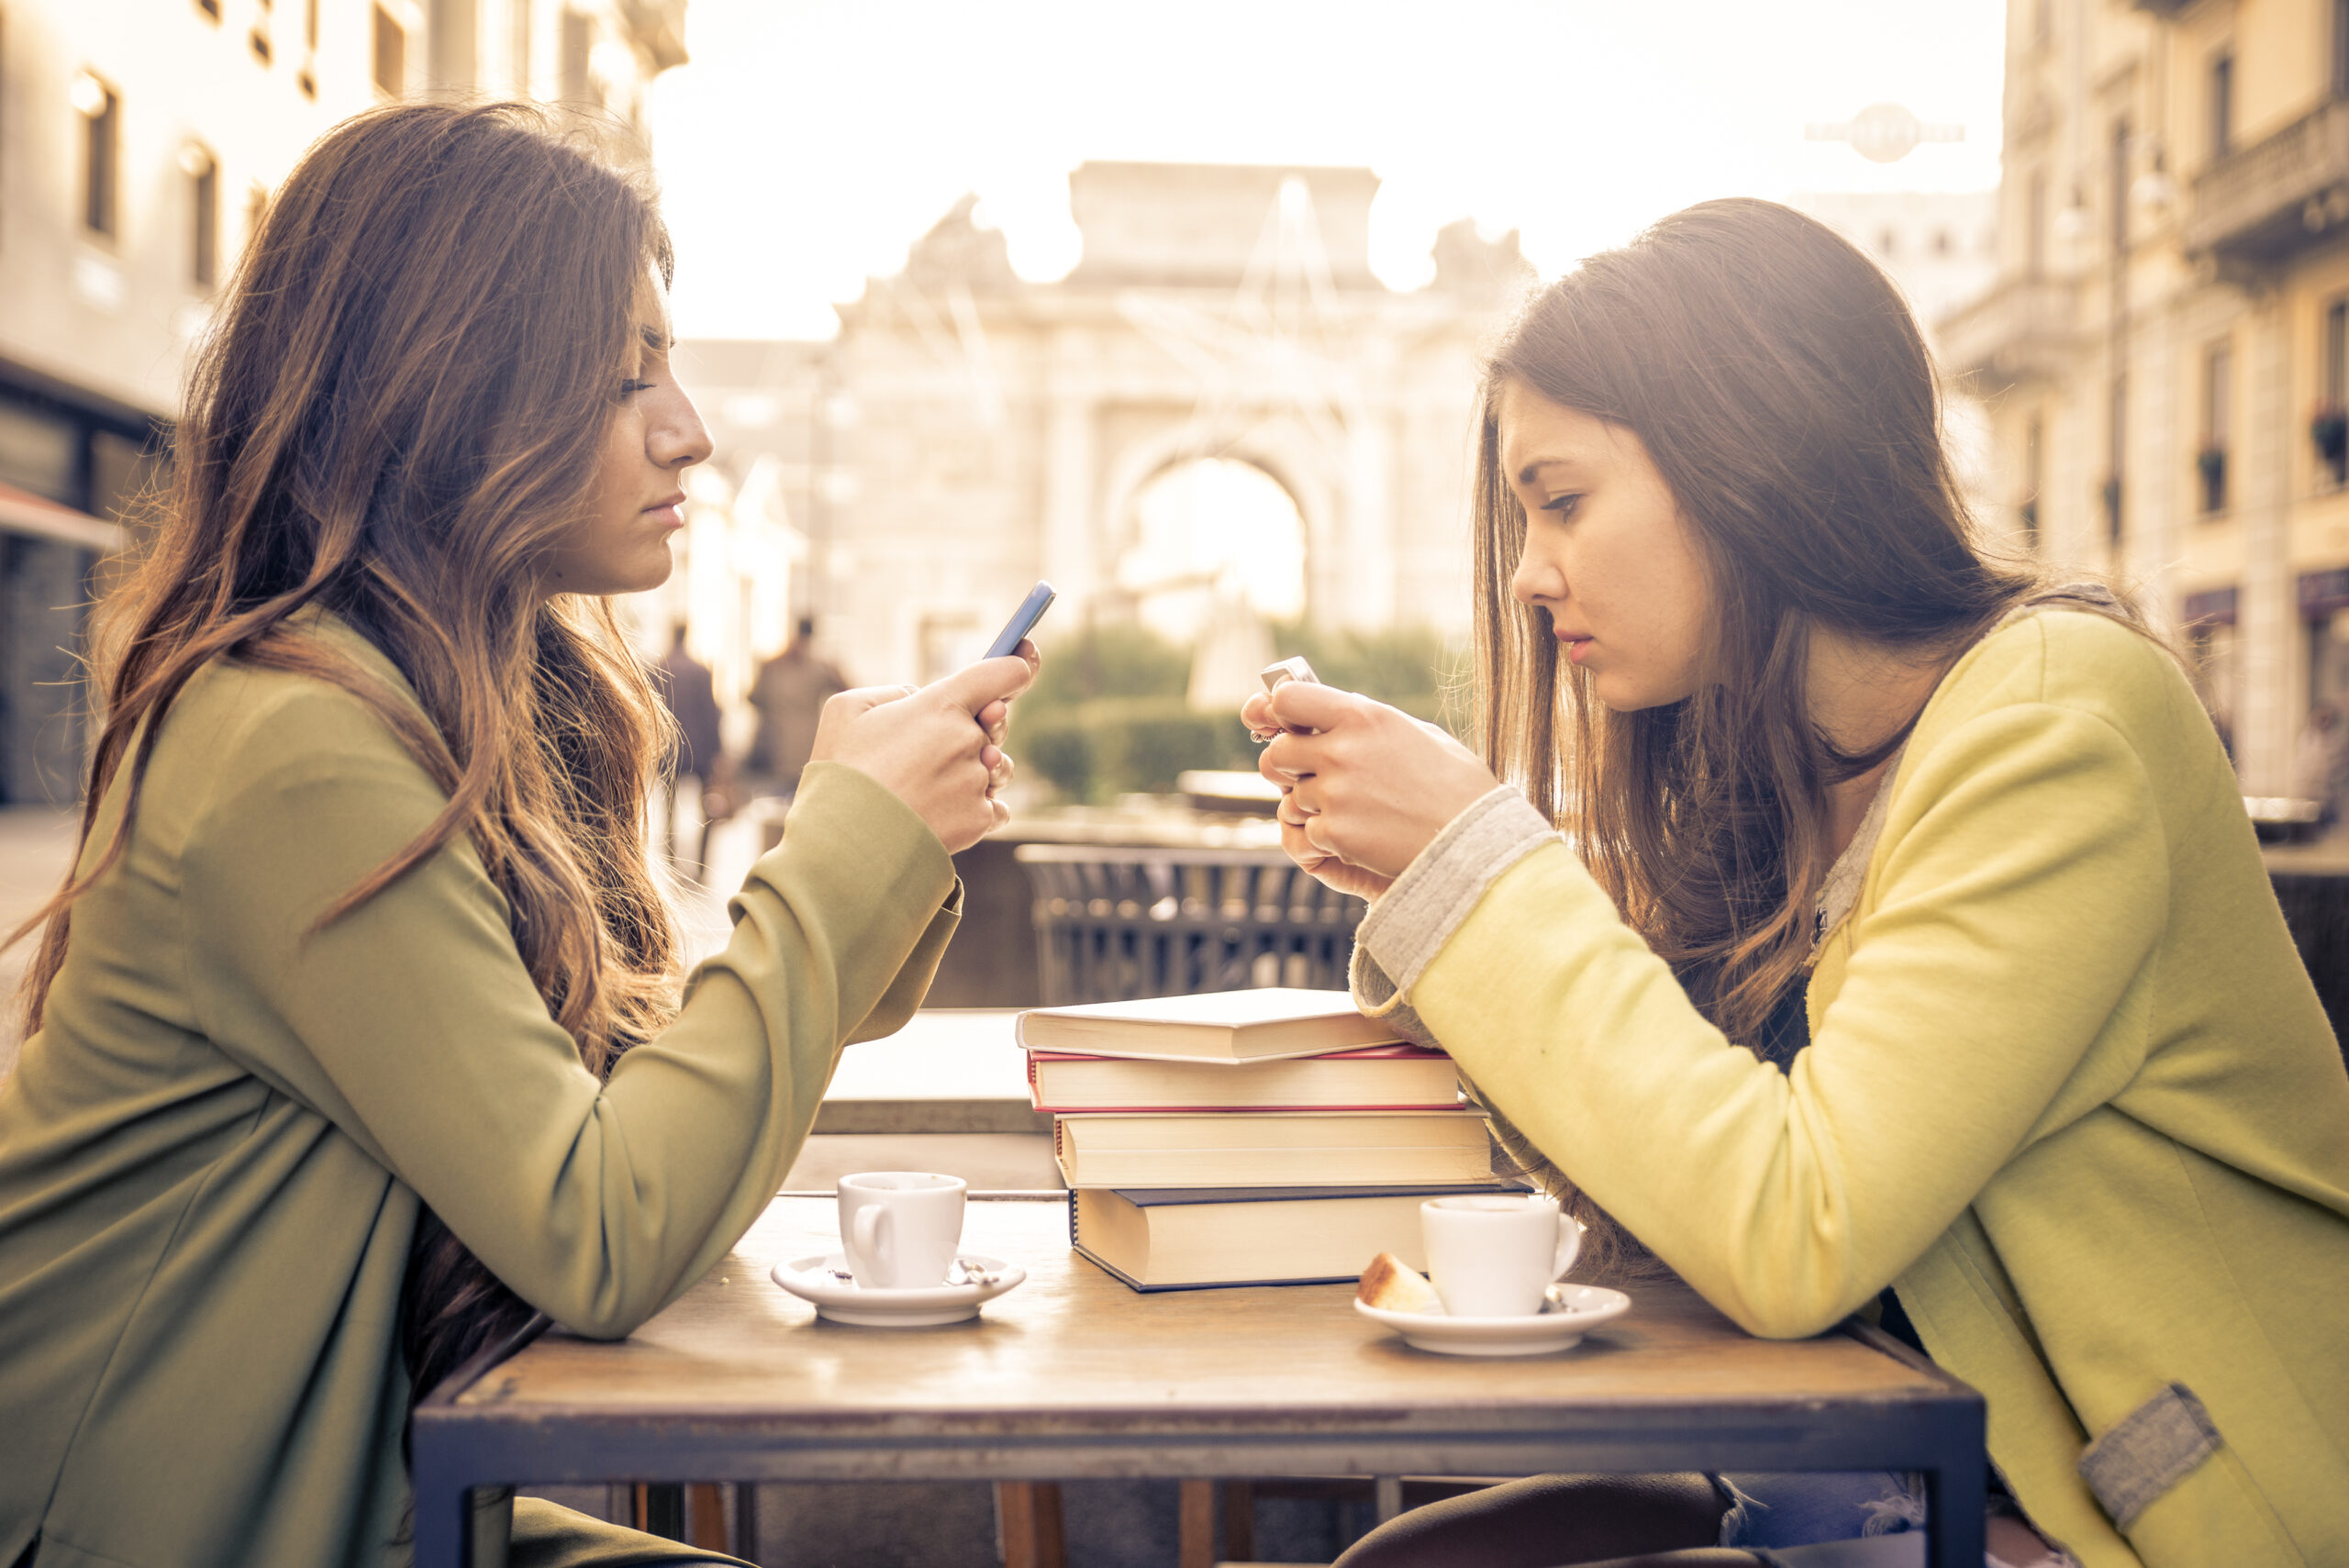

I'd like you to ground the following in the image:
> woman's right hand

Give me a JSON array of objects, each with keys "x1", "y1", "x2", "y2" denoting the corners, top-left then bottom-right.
[
  {"x1": 812, "y1": 644, "x2": 1038, "y2": 853},
  {"x1": 1240, "y1": 689, "x2": 1397, "y2": 903}
]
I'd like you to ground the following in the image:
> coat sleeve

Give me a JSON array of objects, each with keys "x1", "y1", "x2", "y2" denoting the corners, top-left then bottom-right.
[
  {"x1": 180, "y1": 685, "x2": 958, "y2": 1339},
  {"x1": 1408, "y1": 697, "x2": 2170, "y2": 1338}
]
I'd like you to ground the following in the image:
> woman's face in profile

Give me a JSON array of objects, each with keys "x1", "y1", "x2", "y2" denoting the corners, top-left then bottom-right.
[
  {"x1": 540, "y1": 268, "x2": 713, "y2": 598},
  {"x1": 1497, "y1": 377, "x2": 1713, "y2": 711}
]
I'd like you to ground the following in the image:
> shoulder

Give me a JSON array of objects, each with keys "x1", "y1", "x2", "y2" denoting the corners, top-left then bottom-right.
[
  {"x1": 1923, "y1": 607, "x2": 2199, "y2": 755},
  {"x1": 157, "y1": 619, "x2": 447, "y2": 827}
]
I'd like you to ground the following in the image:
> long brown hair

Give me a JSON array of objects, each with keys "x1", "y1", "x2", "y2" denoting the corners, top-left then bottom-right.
[
  {"x1": 8, "y1": 102, "x2": 681, "y2": 1410},
  {"x1": 1469, "y1": 199, "x2": 2080, "y2": 1245}
]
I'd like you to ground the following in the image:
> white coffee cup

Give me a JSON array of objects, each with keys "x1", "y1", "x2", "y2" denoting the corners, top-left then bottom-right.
[
  {"x1": 1420, "y1": 1194, "x2": 1584, "y2": 1317},
  {"x1": 838, "y1": 1172, "x2": 966, "y2": 1289}
]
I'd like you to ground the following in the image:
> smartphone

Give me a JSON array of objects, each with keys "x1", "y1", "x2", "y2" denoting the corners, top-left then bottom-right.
[
  {"x1": 1256, "y1": 656, "x2": 1320, "y2": 740},
  {"x1": 1261, "y1": 656, "x2": 1319, "y2": 693},
  {"x1": 985, "y1": 580, "x2": 1056, "y2": 660}
]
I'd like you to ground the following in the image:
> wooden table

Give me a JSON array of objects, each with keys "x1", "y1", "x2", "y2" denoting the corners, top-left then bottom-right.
[{"x1": 413, "y1": 1197, "x2": 1987, "y2": 1568}]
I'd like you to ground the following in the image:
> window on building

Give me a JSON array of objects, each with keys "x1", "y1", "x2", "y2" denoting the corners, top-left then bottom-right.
[
  {"x1": 2106, "y1": 375, "x2": 2127, "y2": 544},
  {"x1": 510, "y1": 0, "x2": 531, "y2": 93},
  {"x1": 297, "y1": 0, "x2": 318, "y2": 95},
  {"x1": 1932, "y1": 228, "x2": 1952, "y2": 256},
  {"x1": 2201, "y1": 341, "x2": 2231, "y2": 514},
  {"x1": 2021, "y1": 412, "x2": 2044, "y2": 553},
  {"x1": 2033, "y1": 0, "x2": 2054, "y2": 47},
  {"x1": 560, "y1": 9, "x2": 592, "y2": 103},
  {"x1": 2336, "y1": 0, "x2": 2349, "y2": 99},
  {"x1": 72, "y1": 71, "x2": 119, "y2": 239},
  {"x1": 2027, "y1": 169, "x2": 2048, "y2": 278},
  {"x1": 250, "y1": 0, "x2": 273, "y2": 62},
  {"x1": 2210, "y1": 54, "x2": 2234, "y2": 161},
  {"x1": 195, "y1": 0, "x2": 219, "y2": 19},
  {"x1": 1876, "y1": 227, "x2": 1898, "y2": 258},
  {"x1": 2323, "y1": 300, "x2": 2349, "y2": 488},
  {"x1": 184, "y1": 144, "x2": 218, "y2": 289},
  {"x1": 2110, "y1": 119, "x2": 2132, "y2": 256},
  {"x1": 373, "y1": 4, "x2": 406, "y2": 95}
]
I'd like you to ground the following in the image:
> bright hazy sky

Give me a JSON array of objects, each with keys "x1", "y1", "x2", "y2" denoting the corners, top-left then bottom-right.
[{"x1": 646, "y1": 0, "x2": 2008, "y2": 342}]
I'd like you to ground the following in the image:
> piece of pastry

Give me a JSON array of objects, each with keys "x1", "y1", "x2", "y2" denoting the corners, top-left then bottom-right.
[{"x1": 1357, "y1": 1251, "x2": 1442, "y2": 1314}]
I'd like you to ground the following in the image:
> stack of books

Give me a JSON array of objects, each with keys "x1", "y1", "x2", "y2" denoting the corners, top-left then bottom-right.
[{"x1": 1020, "y1": 988, "x2": 1516, "y2": 1291}]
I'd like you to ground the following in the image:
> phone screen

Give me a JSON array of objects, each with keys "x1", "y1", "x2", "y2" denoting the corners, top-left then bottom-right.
[{"x1": 985, "y1": 581, "x2": 1056, "y2": 660}]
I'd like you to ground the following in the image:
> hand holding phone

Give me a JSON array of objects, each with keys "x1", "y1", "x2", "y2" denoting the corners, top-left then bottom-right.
[{"x1": 1252, "y1": 656, "x2": 1319, "y2": 740}]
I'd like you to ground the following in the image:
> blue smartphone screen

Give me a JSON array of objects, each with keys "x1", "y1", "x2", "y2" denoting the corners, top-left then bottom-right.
[{"x1": 985, "y1": 581, "x2": 1056, "y2": 660}]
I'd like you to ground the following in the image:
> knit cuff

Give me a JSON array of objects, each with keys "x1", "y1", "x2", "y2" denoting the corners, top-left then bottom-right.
[{"x1": 1355, "y1": 785, "x2": 1559, "y2": 1001}]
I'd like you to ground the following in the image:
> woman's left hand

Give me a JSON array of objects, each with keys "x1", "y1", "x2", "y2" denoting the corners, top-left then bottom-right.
[{"x1": 1245, "y1": 683, "x2": 1501, "y2": 885}]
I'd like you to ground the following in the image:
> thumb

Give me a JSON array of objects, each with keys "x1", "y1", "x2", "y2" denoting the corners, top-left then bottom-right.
[
  {"x1": 1267, "y1": 679, "x2": 1352, "y2": 732},
  {"x1": 930, "y1": 653, "x2": 1037, "y2": 718},
  {"x1": 834, "y1": 683, "x2": 920, "y2": 717}
]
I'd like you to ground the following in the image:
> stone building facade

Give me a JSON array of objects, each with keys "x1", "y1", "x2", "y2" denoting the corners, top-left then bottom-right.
[
  {"x1": 0, "y1": 0, "x2": 685, "y2": 803},
  {"x1": 1939, "y1": 0, "x2": 2349, "y2": 796},
  {"x1": 675, "y1": 161, "x2": 1532, "y2": 691}
]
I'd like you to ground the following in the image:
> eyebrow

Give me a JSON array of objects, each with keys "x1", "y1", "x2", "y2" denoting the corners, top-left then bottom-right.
[
  {"x1": 640, "y1": 325, "x2": 674, "y2": 354},
  {"x1": 1515, "y1": 455, "x2": 1590, "y2": 487}
]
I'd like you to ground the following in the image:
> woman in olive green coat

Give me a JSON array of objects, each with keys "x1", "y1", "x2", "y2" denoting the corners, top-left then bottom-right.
[{"x1": 0, "y1": 103, "x2": 1035, "y2": 1568}]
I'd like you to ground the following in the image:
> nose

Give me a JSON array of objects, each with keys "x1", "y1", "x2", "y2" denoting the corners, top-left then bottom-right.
[
  {"x1": 650, "y1": 384, "x2": 715, "y2": 473},
  {"x1": 1511, "y1": 539, "x2": 1564, "y2": 611}
]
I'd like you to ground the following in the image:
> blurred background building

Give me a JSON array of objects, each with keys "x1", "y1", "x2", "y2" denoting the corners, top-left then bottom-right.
[
  {"x1": 1940, "y1": 0, "x2": 2349, "y2": 797},
  {"x1": 676, "y1": 163, "x2": 1532, "y2": 711},
  {"x1": 0, "y1": 0, "x2": 685, "y2": 806}
]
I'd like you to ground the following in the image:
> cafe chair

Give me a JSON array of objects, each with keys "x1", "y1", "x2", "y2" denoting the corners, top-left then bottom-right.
[{"x1": 1015, "y1": 844, "x2": 1368, "y2": 1005}]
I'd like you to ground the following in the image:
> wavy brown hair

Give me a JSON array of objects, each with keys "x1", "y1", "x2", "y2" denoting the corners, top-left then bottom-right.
[
  {"x1": 1466, "y1": 200, "x2": 2132, "y2": 1251},
  {"x1": 9, "y1": 102, "x2": 681, "y2": 1411}
]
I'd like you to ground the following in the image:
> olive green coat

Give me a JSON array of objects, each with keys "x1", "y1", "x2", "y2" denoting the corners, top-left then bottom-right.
[{"x1": 0, "y1": 617, "x2": 959, "y2": 1567}]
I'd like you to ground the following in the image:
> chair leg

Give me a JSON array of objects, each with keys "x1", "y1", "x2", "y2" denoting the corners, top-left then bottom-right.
[
  {"x1": 996, "y1": 1481, "x2": 1067, "y2": 1568},
  {"x1": 1222, "y1": 1479, "x2": 1256, "y2": 1563},
  {"x1": 1178, "y1": 1479, "x2": 1218, "y2": 1568},
  {"x1": 686, "y1": 1484, "x2": 728, "y2": 1551}
]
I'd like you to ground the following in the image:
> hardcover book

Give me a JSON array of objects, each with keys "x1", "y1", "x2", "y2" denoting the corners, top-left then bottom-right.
[
  {"x1": 1016, "y1": 988, "x2": 1401, "y2": 1062},
  {"x1": 1027, "y1": 1044, "x2": 1459, "y2": 1113},
  {"x1": 1069, "y1": 1183, "x2": 1527, "y2": 1291},
  {"x1": 1052, "y1": 1109, "x2": 1496, "y2": 1189}
]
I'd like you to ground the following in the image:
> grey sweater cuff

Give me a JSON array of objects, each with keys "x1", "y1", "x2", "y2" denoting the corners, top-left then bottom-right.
[{"x1": 1354, "y1": 785, "x2": 1560, "y2": 1002}]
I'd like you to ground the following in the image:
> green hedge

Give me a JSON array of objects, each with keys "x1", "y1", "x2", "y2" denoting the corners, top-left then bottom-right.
[
  {"x1": 1008, "y1": 618, "x2": 1465, "y2": 803},
  {"x1": 1014, "y1": 696, "x2": 1262, "y2": 804}
]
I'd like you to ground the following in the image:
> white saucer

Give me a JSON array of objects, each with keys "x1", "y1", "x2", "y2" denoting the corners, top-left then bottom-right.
[
  {"x1": 770, "y1": 1252, "x2": 1027, "y2": 1327},
  {"x1": 1353, "y1": 1283, "x2": 1631, "y2": 1356}
]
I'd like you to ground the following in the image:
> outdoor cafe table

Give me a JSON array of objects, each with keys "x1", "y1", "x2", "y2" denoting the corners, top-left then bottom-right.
[{"x1": 413, "y1": 1196, "x2": 1987, "y2": 1567}]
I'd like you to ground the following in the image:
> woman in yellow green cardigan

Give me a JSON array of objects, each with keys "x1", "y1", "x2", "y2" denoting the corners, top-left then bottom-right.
[
  {"x1": 0, "y1": 103, "x2": 1034, "y2": 1567},
  {"x1": 1247, "y1": 200, "x2": 2349, "y2": 1568}
]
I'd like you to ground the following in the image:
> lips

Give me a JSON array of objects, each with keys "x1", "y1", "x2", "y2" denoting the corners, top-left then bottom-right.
[
  {"x1": 1553, "y1": 628, "x2": 1594, "y2": 665},
  {"x1": 642, "y1": 493, "x2": 686, "y2": 528}
]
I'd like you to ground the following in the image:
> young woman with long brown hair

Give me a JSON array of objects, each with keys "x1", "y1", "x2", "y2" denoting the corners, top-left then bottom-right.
[
  {"x1": 0, "y1": 102, "x2": 1033, "y2": 1567},
  {"x1": 1245, "y1": 199, "x2": 2349, "y2": 1568}
]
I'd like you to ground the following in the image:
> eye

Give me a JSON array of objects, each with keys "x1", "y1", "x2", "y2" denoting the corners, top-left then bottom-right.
[
  {"x1": 618, "y1": 379, "x2": 652, "y2": 398},
  {"x1": 1539, "y1": 494, "x2": 1581, "y2": 520}
]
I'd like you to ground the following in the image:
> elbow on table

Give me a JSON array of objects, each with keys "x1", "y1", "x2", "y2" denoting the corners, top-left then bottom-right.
[
  {"x1": 1709, "y1": 1277, "x2": 1868, "y2": 1341},
  {"x1": 528, "y1": 1262, "x2": 688, "y2": 1342}
]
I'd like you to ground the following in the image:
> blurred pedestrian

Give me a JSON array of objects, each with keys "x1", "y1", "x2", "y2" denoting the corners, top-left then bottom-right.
[
  {"x1": 654, "y1": 621, "x2": 729, "y2": 876},
  {"x1": 0, "y1": 101, "x2": 1034, "y2": 1568},
  {"x1": 747, "y1": 617, "x2": 849, "y2": 799}
]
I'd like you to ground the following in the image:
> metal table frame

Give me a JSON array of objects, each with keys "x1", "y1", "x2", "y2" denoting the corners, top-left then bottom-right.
[{"x1": 412, "y1": 1218, "x2": 1987, "y2": 1568}]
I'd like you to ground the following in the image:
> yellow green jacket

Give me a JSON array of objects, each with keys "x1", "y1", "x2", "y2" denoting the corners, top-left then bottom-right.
[
  {"x1": 0, "y1": 617, "x2": 960, "y2": 1567},
  {"x1": 1354, "y1": 609, "x2": 2349, "y2": 1565}
]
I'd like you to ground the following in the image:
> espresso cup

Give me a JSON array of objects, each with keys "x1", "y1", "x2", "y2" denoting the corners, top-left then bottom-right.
[
  {"x1": 838, "y1": 1172, "x2": 966, "y2": 1289},
  {"x1": 1420, "y1": 1194, "x2": 1584, "y2": 1317}
]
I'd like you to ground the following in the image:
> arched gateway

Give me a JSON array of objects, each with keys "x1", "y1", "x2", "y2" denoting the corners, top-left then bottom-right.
[{"x1": 677, "y1": 162, "x2": 1531, "y2": 687}]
